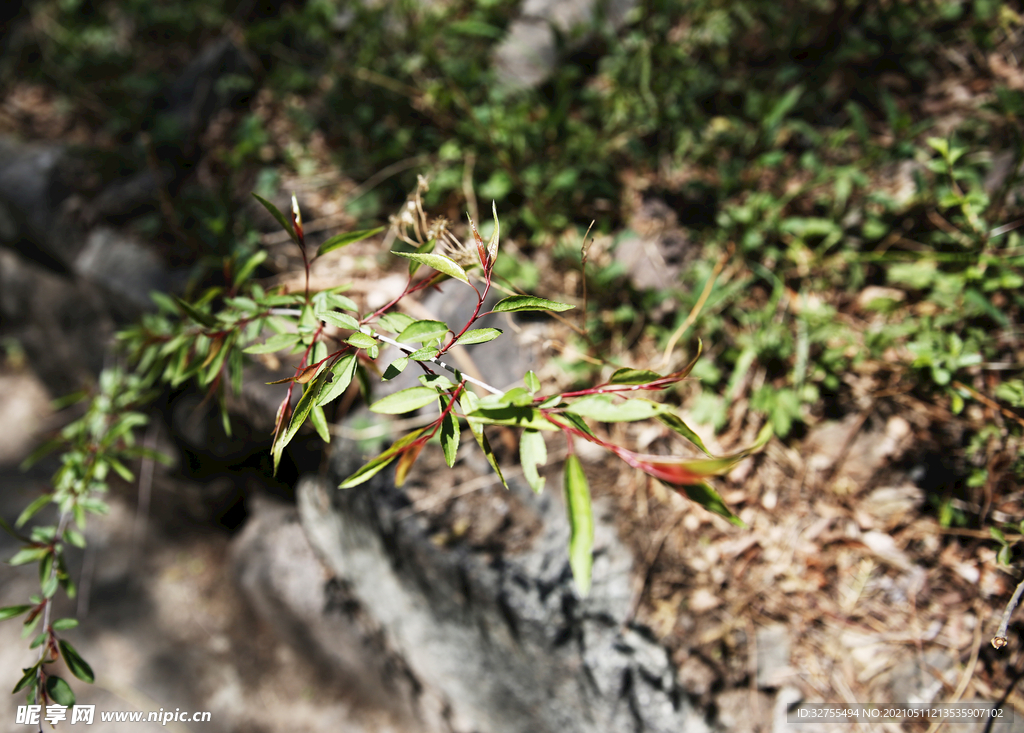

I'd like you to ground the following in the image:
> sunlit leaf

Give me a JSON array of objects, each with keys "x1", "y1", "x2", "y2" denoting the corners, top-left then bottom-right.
[
  {"x1": 468, "y1": 405, "x2": 559, "y2": 430},
  {"x1": 567, "y1": 395, "x2": 666, "y2": 422},
  {"x1": 440, "y1": 397, "x2": 460, "y2": 468},
  {"x1": 491, "y1": 295, "x2": 574, "y2": 313},
  {"x1": 318, "y1": 354, "x2": 358, "y2": 407},
  {"x1": 608, "y1": 368, "x2": 663, "y2": 385},
  {"x1": 319, "y1": 311, "x2": 360, "y2": 330},
  {"x1": 243, "y1": 333, "x2": 300, "y2": 355},
  {"x1": 339, "y1": 427, "x2": 429, "y2": 488},
  {"x1": 677, "y1": 482, "x2": 745, "y2": 527},
  {"x1": 309, "y1": 403, "x2": 331, "y2": 442},
  {"x1": 520, "y1": 430, "x2": 546, "y2": 494},
  {"x1": 370, "y1": 386, "x2": 439, "y2": 414},
  {"x1": 392, "y1": 251, "x2": 469, "y2": 284},
  {"x1": 524, "y1": 371, "x2": 540, "y2": 393},
  {"x1": 377, "y1": 312, "x2": 415, "y2": 333},
  {"x1": 346, "y1": 332, "x2": 378, "y2": 349},
  {"x1": 455, "y1": 328, "x2": 502, "y2": 346},
  {"x1": 382, "y1": 358, "x2": 409, "y2": 380},
  {"x1": 399, "y1": 320, "x2": 449, "y2": 344},
  {"x1": 461, "y1": 391, "x2": 507, "y2": 488},
  {"x1": 564, "y1": 455, "x2": 593, "y2": 596},
  {"x1": 657, "y1": 413, "x2": 713, "y2": 456},
  {"x1": 486, "y1": 200, "x2": 500, "y2": 262},
  {"x1": 394, "y1": 440, "x2": 425, "y2": 486}
]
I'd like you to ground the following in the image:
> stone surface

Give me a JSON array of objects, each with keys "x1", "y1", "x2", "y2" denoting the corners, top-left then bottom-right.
[
  {"x1": 293, "y1": 440, "x2": 708, "y2": 733},
  {"x1": 493, "y1": 0, "x2": 638, "y2": 90}
]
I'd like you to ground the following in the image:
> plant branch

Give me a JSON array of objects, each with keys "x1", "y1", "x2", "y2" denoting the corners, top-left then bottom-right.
[{"x1": 373, "y1": 331, "x2": 503, "y2": 396}]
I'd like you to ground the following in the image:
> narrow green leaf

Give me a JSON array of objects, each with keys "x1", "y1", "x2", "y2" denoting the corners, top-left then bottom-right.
[
  {"x1": 678, "y1": 482, "x2": 745, "y2": 527},
  {"x1": 233, "y1": 250, "x2": 268, "y2": 286},
  {"x1": 339, "y1": 428, "x2": 429, "y2": 489},
  {"x1": 51, "y1": 618, "x2": 78, "y2": 631},
  {"x1": 468, "y1": 406, "x2": 559, "y2": 430},
  {"x1": 370, "y1": 386, "x2": 439, "y2": 414},
  {"x1": 520, "y1": 430, "x2": 546, "y2": 494},
  {"x1": 377, "y1": 312, "x2": 415, "y2": 333},
  {"x1": 15, "y1": 495, "x2": 52, "y2": 529},
  {"x1": 252, "y1": 193, "x2": 296, "y2": 243},
  {"x1": 564, "y1": 455, "x2": 594, "y2": 596},
  {"x1": 174, "y1": 297, "x2": 217, "y2": 328},
  {"x1": 398, "y1": 320, "x2": 449, "y2": 344},
  {"x1": 524, "y1": 371, "x2": 540, "y2": 394},
  {"x1": 346, "y1": 332, "x2": 378, "y2": 349},
  {"x1": 20, "y1": 438, "x2": 63, "y2": 471},
  {"x1": 12, "y1": 664, "x2": 40, "y2": 694},
  {"x1": 440, "y1": 397, "x2": 460, "y2": 468},
  {"x1": 670, "y1": 423, "x2": 773, "y2": 477},
  {"x1": 272, "y1": 370, "x2": 331, "y2": 474},
  {"x1": 491, "y1": 295, "x2": 575, "y2": 313},
  {"x1": 309, "y1": 403, "x2": 331, "y2": 442},
  {"x1": 567, "y1": 395, "x2": 666, "y2": 422},
  {"x1": 243, "y1": 333, "x2": 300, "y2": 355},
  {"x1": 0, "y1": 605, "x2": 32, "y2": 621},
  {"x1": 461, "y1": 392, "x2": 507, "y2": 488},
  {"x1": 608, "y1": 368, "x2": 663, "y2": 385},
  {"x1": 59, "y1": 639, "x2": 95, "y2": 683},
  {"x1": 320, "y1": 311, "x2": 360, "y2": 330},
  {"x1": 406, "y1": 345, "x2": 440, "y2": 361},
  {"x1": 318, "y1": 354, "x2": 358, "y2": 407},
  {"x1": 477, "y1": 387, "x2": 534, "y2": 408},
  {"x1": 107, "y1": 457, "x2": 135, "y2": 482},
  {"x1": 486, "y1": 200, "x2": 500, "y2": 262},
  {"x1": 382, "y1": 358, "x2": 409, "y2": 380},
  {"x1": 8, "y1": 547, "x2": 48, "y2": 566},
  {"x1": 657, "y1": 413, "x2": 713, "y2": 457},
  {"x1": 64, "y1": 528, "x2": 86, "y2": 548},
  {"x1": 325, "y1": 293, "x2": 359, "y2": 312},
  {"x1": 46, "y1": 675, "x2": 75, "y2": 706},
  {"x1": 317, "y1": 226, "x2": 385, "y2": 257},
  {"x1": 392, "y1": 251, "x2": 470, "y2": 284},
  {"x1": 419, "y1": 373, "x2": 455, "y2": 391},
  {"x1": 455, "y1": 328, "x2": 502, "y2": 346},
  {"x1": 41, "y1": 572, "x2": 59, "y2": 598}
]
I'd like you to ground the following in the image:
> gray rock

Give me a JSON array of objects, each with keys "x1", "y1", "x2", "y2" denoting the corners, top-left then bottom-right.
[
  {"x1": 493, "y1": 0, "x2": 638, "y2": 90},
  {"x1": 294, "y1": 440, "x2": 703, "y2": 733}
]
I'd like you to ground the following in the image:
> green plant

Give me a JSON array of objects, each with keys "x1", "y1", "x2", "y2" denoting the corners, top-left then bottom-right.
[{"x1": 3, "y1": 183, "x2": 770, "y2": 710}]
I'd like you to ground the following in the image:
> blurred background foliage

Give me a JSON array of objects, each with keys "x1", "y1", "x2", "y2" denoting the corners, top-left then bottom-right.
[{"x1": 2, "y1": 0, "x2": 1023, "y2": 527}]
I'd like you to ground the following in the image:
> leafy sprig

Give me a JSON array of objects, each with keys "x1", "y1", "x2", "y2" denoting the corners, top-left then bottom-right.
[{"x1": 5, "y1": 185, "x2": 771, "y2": 714}]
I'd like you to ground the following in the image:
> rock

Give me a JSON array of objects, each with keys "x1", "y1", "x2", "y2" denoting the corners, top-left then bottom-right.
[
  {"x1": 0, "y1": 366, "x2": 51, "y2": 465},
  {"x1": 294, "y1": 440, "x2": 705, "y2": 733},
  {"x1": 0, "y1": 248, "x2": 115, "y2": 393},
  {"x1": 493, "y1": 0, "x2": 638, "y2": 90},
  {"x1": 859, "y1": 484, "x2": 924, "y2": 530},
  {"x1": 755, "y1": 624, "x2": 792, "y2": 689}
]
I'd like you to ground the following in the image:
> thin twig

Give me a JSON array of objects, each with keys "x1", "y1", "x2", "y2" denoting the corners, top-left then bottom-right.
[
  {"x1": 992, "y1": 575, "x2": 1024, "y2": 649},
  {"x1": 132, "y1": 419, "x2": 159, "y2": 560},
  {"x1": 952, "y1": 379, "x2": 1024, "y2": 431},
  {"x1": 580, "y1": 221, "x2": 595, "y2": 337},
  {"x1": 373, "y1": 331, "x2": 503, "y2": 396},
  {"x1": 659, "y1": 244, "x2": 732, "y2": 369},
  {"x1": 927, "y1": 602, "x2": 984, "y2": 733}
]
